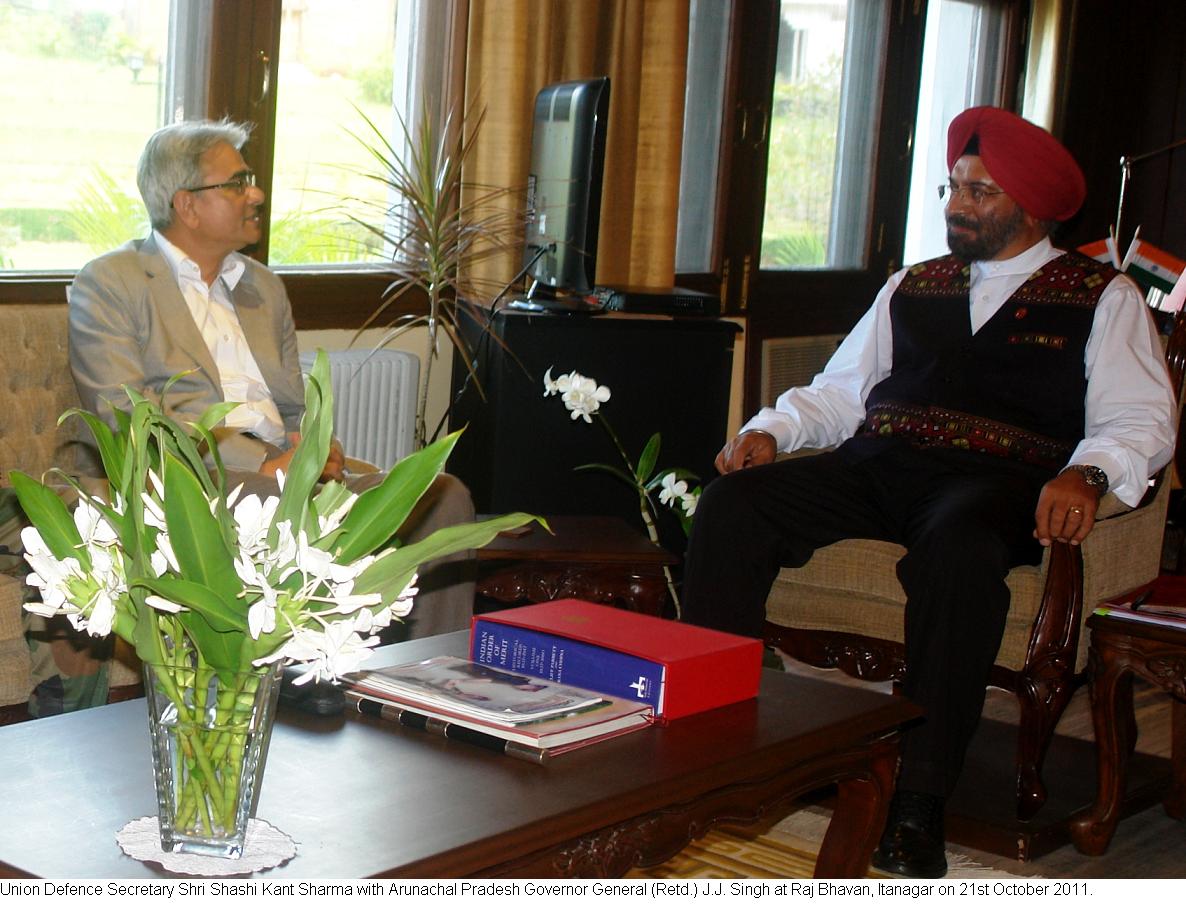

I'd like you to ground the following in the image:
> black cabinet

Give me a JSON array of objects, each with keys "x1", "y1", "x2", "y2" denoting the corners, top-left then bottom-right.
[{"x1": 448, "y1": 309, "x2": 739, "y2": 549}]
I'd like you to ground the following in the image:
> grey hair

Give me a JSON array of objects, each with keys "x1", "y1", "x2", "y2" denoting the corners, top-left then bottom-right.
[{"x1": 137, "y1": 119, "x2": 252, "y2": 230}]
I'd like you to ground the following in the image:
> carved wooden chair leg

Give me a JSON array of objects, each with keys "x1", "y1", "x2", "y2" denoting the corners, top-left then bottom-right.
[{"x1": 1012, "y1": 542, "x2": 1085, "y2": 820}]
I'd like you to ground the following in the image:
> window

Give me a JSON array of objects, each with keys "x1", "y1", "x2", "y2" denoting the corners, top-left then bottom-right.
[
  {"x1": 759, "y1": 0, "x2": 889, "y2": 270},
  {"x1": 0, "y1": 0, "x2": 186, "y2": 272},
  {"x1": 675, "y1": 0, "x2": 1027, "y2": 416},
  {"x1": 902, "y1": 0, "x2": 1014, "y2": 265},
  {"x1": 0, "y1": 0, "x2": 454, "y2": 325},
  {"x1": 268, "y1": 0, "x2": 453, "y2": 268}
]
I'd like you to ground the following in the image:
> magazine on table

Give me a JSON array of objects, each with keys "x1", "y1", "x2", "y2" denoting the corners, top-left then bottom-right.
[
  {"x1": 349, "y1": 655, "x2": 609, "y2": 724},
  {"x1": 342, "y1": 656, "x2": 654, "y2": 756},
  {"x1": 1095, "y1": 577, "x2": 1186, "y2": 631}
]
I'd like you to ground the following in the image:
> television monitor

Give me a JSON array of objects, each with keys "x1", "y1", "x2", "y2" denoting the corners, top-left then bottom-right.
[{"x1": 512, "y1": 76, "x2": 610, "y2": 312}]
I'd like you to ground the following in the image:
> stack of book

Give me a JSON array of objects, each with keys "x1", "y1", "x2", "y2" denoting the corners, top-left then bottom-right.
[
  {"x1": 470, "y1": 599, "x2": 764, "y2": 720},
  {"x1": 1095, "y1": 576, "x2": 1186, "y2": 631},
  {"x1": 344, "y1": 655, "x2": 654, "y2": 762}
]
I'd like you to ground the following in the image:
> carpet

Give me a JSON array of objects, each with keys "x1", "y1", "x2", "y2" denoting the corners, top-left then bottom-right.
[{"x1": 627, "y1": 806, "x2": 1032, "y2": 880}]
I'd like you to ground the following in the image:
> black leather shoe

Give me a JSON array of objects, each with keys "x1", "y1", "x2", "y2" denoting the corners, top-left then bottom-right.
[{"x1": 871, "y1": 790, "x2": 947, "y2": 878}]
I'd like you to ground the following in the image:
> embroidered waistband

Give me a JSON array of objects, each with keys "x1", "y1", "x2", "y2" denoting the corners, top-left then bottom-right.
[{"x1": 857, "y1": 402, "x2": 1075, "y2": 470}]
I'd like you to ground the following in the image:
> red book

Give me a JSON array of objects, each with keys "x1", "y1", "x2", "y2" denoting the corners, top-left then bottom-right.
[{"x1": 471, "y1": 599, "x2": 763, "y2": 721}]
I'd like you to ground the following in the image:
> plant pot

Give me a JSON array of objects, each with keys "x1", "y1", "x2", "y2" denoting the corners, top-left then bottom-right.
[{"x1": 144, "y1": 662, "x2": 281, "y2": 858}]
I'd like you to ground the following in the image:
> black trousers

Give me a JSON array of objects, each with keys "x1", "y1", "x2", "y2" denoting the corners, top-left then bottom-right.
[{"x1": 681, "y1": 441, "x2": 1051, "y2": 797}]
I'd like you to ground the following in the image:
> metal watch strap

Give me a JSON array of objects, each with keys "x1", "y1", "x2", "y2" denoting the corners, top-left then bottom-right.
[{"x1": 1062, "y1": 464, "x2": 1109, "y2": 497}]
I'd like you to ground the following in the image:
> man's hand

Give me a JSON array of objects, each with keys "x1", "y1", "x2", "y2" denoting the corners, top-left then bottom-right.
[
  {"x1": 258, "y1": 434, "x2": 346, "y2": 483},
  {"x1": 321, "y1": 438, "x2": 346, "y2": 483},
  {"x1": 716, "y1": 430, "x2": 778, "y2": 474},
  {"x1": 1033, "y1": 469, "x2": 1101, "y2": 547}
]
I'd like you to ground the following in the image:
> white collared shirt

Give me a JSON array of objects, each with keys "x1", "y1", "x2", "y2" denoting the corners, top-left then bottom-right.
[
  {"x1": 742, "y1": 238, "x2": 1177, "y2": 506},
  {"x1": 153, "y1": 230, "x2": 287, "y2": 447}
]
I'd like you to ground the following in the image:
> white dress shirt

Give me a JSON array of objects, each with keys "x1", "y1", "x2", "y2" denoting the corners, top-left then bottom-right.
[
  {"x1": 153, "y1": 230, "x2": 288, "y2": 448},
  {"x1": 742, "y1": 238, "x2": 1177, "y2": 506}
]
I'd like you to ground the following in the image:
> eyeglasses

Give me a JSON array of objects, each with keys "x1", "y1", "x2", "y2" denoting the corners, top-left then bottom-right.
[
  {"x1": 184, "y1": 171, "x2": 256, "y2": 195},
  {"x1": 938, "y1": 182, "x2": 1006, "y2": 206}
]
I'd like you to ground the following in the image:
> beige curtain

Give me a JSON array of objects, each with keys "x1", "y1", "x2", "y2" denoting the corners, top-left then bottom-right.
[
  {"x1": 1022, "y1": 0, "x2": 1063, "y2": 132},
  {"x1": 463, "y1": 0, "x2": 690, "y2": 290}
]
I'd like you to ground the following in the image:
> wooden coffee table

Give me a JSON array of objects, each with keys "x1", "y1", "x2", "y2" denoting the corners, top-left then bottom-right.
[
  {"x1": 0, "y1": 632, "x2": 918, "y2": 878},
  {"x1": 476, "y1": 515, "x2": 680, "y2": 615}
]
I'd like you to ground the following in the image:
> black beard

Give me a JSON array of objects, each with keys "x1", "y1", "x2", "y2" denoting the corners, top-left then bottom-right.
[{"x1": 946, "y1": 207, "x2": 1026, "y2": 261}]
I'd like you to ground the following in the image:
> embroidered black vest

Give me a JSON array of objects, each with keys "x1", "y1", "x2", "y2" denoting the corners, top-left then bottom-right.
[{"x1": 846, "y1": 250, "x2": 1116, "y2": 471}]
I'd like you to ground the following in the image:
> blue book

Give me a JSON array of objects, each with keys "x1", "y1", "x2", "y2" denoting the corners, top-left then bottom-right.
[{"x1": 471, "y1": 619, "x2": 666, "y2": 712}]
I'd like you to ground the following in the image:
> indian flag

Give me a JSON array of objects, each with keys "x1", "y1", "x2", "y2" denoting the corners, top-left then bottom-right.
[
  {"x1": 1079, "y1": 238, "x2": 1116, "y2": 266},
  {"x1": 1126, "y1": 240, "x2": 1185, "y2": 293}
]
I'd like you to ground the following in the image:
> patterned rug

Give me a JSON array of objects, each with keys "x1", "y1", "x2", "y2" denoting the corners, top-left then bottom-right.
[{"x1": 627, "y1": 807, "x2": 1030, "y2": 880}]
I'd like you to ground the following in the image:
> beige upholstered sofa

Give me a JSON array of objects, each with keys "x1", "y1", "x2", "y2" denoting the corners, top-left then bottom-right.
[{"x1": 0, "y1": 303, "x2": 139, "y2": 721}]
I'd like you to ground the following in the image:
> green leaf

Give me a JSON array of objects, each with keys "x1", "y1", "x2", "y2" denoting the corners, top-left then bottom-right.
[
  {"x1": 133, "y1": 577, "x2": 247, "y2": 676},
  {"x1": 310, "y1": 479, "x2": 355, "y2": 548},
  {"x1": 162, "y1": 453, "x2": 242, "y2": 601},
  {"x1": 8, "y1": 471, "x2": 86, "y2": 565},
  {"x1": 194, "y1": 401, "x2": 238, "y2": 432},
  {"x1": 274, "y1": 350, "x2": 335, "y2": 538},
  {"x1": 636, "y1": 433, "x2": 661, "y2": 483},
  {"x1": 62, "y1": 408, "x2": 127, "y2": 494},
  {"x1": 355, "y1": 512, "x2": 542, "y2": 602},
  {"x1": 331, "y1": 430, "x2": 461, "y2": 561}
]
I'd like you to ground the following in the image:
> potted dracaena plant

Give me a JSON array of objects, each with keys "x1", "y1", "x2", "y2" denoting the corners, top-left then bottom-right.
[{"x1": 342, "y1": 102, "x2": 525, "y2": 450}]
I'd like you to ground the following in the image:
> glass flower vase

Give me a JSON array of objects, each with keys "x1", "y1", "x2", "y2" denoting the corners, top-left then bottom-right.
[{"x1": 144, "y1": 662, "x2": 282, "y2": 858}]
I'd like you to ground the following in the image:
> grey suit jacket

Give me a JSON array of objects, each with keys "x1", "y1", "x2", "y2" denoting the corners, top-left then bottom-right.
[{"x1": 68, "y1": 236, "x2": 305, "y2": 472}]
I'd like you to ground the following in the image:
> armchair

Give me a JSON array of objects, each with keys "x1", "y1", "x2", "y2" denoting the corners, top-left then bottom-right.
[
  {"x1": 0, "y1": 304, "x2": 139, "y2": 724},
  {"x1": 763, "y1": 309, "x2": 1186, "y2": 821}
]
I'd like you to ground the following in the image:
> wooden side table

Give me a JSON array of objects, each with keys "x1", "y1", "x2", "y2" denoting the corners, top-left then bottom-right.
[
  {"x1": 1069, "y1": 608, "x2": 1186, "y2": 855},
  {"x1": 476, "y1": 515, "x2": 679, "y2": 616}
]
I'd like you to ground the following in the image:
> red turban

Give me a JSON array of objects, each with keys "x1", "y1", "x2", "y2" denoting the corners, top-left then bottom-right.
[{"x1": 947, "y1": 107, "x2": 1085, "y2": 222}]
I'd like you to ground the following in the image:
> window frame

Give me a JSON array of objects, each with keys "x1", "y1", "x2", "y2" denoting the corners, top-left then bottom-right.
[
  {"x1": 674, "y1": 0, "x2": 1028, "y2": 418},
  {"x1": 0, "y1": 0, "x2": 450, "y2": 330}
]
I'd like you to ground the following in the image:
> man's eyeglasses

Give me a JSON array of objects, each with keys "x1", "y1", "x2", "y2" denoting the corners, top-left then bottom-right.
[
  {"x1": 937, "y1": 182, "x2": 1005, "y2": 206},
  {"x1": 184, "y1": 172, "x2": 256, "y2": 195}
]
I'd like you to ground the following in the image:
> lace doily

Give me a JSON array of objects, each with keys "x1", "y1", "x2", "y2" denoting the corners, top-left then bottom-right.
[{"x1": 116, "y1": 816, "x2": 297, "y2": 876}]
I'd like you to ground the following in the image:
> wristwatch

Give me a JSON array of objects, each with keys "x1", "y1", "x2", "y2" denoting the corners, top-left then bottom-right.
[{"x1": 1062, "y1": 464, "x2": 1109, "y2": 497}]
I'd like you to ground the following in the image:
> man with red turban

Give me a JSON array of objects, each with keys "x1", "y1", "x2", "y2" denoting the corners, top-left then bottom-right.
[{"x1": 682, "y1": 107, "x2": 1176, "y2": 877}]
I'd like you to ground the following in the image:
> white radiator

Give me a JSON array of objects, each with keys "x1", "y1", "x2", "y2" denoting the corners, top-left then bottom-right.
[
  {"x1": 299, "y1": 349, "x2": 419, "y2": 470},
  {"x1": 760, "y1": 334, "x2": 844, "y2": 406}
]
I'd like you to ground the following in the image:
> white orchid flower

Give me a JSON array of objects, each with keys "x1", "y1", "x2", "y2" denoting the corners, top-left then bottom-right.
[
  {"x1": 21, "y1": 527, "x2": 83, "y2": 617},
  {"x1": 150, "y1": 532, "x2": 180, "y2": 576},
  {"x1": 680, "y1": 490, "x2": 699, "y2": 516},
  {"x1": 247, "y1": 591, "x2": 280, "y2": 639},
  {"x1": 254, "y1": 618, "x2": 380, "y2": 684},
  {"x1": 657, "y1": 472, "x2": 688, "y2": 507},
  {"x1": 232, "y1": 492, "x2": 281, "y2": 554},
  {"x1": 354, "y1": 575, "x2": 418, "y2": 633},
  {"x1": 145, "y1": 594, "x2": 185, "y2": 614},
  {"x1": 560, "y1": 372, "x2": 611, "y2": 423},
  {"x1": 74, "y1": 499, "x2": 118, "y2": 548},
  {"x1": 141, "y1": 470, "x2": 167, "y2": 530},
  {"x1": 542, "y1": 366, "x2": 570, "y2": 397},
  {"x1": 317, "y1": 491, "x2": 359, "y2": 535}
]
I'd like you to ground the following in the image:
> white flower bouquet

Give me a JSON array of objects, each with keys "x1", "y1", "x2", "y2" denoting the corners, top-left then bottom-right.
[{"x1": 11, "y1": 351, "x2": 535, "y2": 855}]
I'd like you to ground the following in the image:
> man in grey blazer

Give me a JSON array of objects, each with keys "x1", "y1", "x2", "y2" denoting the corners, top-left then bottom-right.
[{"x1": 68, "y1": 119, "x2": 474, "y2": 641}]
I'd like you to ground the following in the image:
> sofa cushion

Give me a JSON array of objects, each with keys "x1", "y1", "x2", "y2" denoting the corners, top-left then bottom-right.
[{"x1": 0, "y1": 304, "x2": 80, "y2": 489}]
